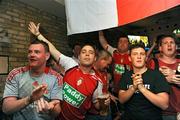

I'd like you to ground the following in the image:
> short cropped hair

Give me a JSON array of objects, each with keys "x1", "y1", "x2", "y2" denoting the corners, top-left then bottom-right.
[
  {"x1": 81, "y1": 43, "x2": 96, "y2": 52},
  {"x1": 158, "y1": 34, "x2": 177, "y2": 46},
  {"x1": 96, "y1": 50, "x2": 112, "y2": 61},
  {"x1": 129, "y1": 40, "x2": 145, "y2": 54},
  {"x1": 30, "y1": 40, "x2": 49, "y2": 53}
]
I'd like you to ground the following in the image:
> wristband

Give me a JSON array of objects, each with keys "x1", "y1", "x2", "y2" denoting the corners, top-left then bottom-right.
[{"x1": 36, "y1": 32, "x2": 40, "y2": 37}]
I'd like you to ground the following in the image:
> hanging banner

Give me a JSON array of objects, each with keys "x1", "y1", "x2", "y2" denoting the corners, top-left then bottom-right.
[{"x1": 65, "y1": 0, "x2": 180, "y2": 35}]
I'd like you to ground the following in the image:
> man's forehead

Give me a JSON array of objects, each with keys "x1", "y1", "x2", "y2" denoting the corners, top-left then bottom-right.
[
  {"x1": 29, "y1": 44, "x2": 44, "y2": 50},
  {"x1": 81, "y1": 45, "x2": 94, "y2": 51},
  {"x1": 131, "y1": 48, "x2": 145, "y2": 53},
  {"x1": 162, "y1": 37, "x2": 175, "y2": 42},
  {"x1": 118, "y1": 38, "x2": 129, "y2": 43}
]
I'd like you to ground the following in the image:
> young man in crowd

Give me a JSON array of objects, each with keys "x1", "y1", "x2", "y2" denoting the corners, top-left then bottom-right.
[
  {"x1": 86, "y1": 50, "x2": 113, "y2": 120},
  {"x1": 57, "y1": 44, "x2": 104, "y2": 120},
  {"x1": 148, "y1": 35, "x2": 180, "y2": 120},
  {"x1": 99, "y1": 31, "x2": 131, "y2": 119},
  {"x1": 119, "y1": 41, "x2": 170, "y2": 120},
  {"x1": 2, "y1": 40, "x2": 63, "y2": 120},
  {"x1": 99, "y1": 31, "x2": 131, "y2": 95}
]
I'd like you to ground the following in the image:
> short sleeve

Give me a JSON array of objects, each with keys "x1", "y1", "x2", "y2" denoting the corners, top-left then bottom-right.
[
  {"x1": 59, "y1": 54, "x2": 78, "y2": 71},
  {"x1": 92, "y1": 81, "x2": 103, "y2": 103},
  {"x1": 107, "y1": 45, "x2": 116, "y2": 55},
  {"x1": 154, "y1": 71, "x2": 171, "y2": 94},
  {"x1": 3, "y1": 70, "x2": 19, "y2": 98},
  {"x1": 119, "y1": 72, "x2": 130, "y2": 90},
  {"x1": 50, "y1": 76, "x2": 63, "y2": 100}
]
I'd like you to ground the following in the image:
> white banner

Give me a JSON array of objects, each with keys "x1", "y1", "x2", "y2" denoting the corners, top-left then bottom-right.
[{"x1": 65, "y1": 0, "x2": 118, "y2": 35}]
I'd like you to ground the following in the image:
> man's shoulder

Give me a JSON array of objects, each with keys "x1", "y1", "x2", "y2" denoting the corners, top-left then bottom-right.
[
  {"x1": 7, "y1": 66, "x2": 29, "y2": 81},
  {"x1": 48, "y1": 68, "x2": 62, "y2": 77},
  {"x1": 146, "y1": 69, "x2": 164, "y2": 77},
  {"x1": 123, "y1": 70, "x2": 132, "y2": 75},
  {"x1": 176, "y1": 58, "x2": 180, "y2": 62},
  {"x1": 64, "y1": 66, "x2": 79, "y2": 74}
]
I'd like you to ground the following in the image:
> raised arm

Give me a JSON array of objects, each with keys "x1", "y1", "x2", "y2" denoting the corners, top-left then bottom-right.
[
  {"x1": 28, "y1": 22, "x2": 78, "y2": 71},
  {"x1": 146, "y1": 39, "x2": 157, "y2": 60},
  {"x1": 99, "y1": 31, "x2": 116, "y2": 55},
  {"x1": 28, "y1": 22, "x2": 60, "y2": 62},
  {"x1": 98, "y1": 31, "x2": 109, "y2": 50}
]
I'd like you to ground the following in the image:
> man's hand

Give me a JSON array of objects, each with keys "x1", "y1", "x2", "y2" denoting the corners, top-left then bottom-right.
[
  {"x1": 110, "y1": 94, "x2": 118, "y2": 103},
  {"x1": 159, "y1": 66, "x2": 175, "y2": 77},
  {"x1": 31, "y1": 84, "x2": 47, "y2": 102},
  {"x1": 137, "y1": 83, "x2": 145, "y2": 92},
  {"x1": 131, "y1": 74, "x2": 143, "y2": 90},
  {"x1": 36, "y1": 98, "x2": 60, "y2": 114},
  {"x1": 166, "y1": 74, "x2": 180, "y2": 85},
  {"x1": 28, "y1": 22, "x2": 40, "y2": 36},
  {"x1": 104, "y1": 94, "x2": 111, "y2": 106}
]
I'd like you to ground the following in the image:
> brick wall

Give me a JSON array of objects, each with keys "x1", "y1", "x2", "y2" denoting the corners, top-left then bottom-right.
[{"x1": 0, "y1": 0, "x2": 70, "y2": 96}]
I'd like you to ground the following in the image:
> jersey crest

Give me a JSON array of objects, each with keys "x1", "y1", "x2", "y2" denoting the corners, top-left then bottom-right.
[{"x1": 77, "y1": 78, "x2": 83, "y2": 86}]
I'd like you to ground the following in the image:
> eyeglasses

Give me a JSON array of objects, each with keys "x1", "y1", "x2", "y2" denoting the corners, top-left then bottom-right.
[{"x1": 161, "y1": 41, "x2": 175, "y2": 45}]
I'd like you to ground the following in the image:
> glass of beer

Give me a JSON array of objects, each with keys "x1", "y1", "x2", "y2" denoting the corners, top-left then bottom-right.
[{"x1": 98, "y1": 93, "x2": 109, "y2": 116}]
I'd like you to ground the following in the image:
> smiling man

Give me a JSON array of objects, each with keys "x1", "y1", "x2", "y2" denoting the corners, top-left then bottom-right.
[
  {"x1": 118, "y1": 41, "x2": 170, "y2": 120},
  {"x1": 55, "y1": 44, "x2": 104, "y2": 120},
  {"x1": 2, "y1": 40, "x2": 63, "y2": 120}
]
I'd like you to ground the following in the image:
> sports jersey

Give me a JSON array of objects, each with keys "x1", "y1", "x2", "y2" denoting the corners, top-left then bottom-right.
[
  {"x1": 57, "y1": 66, "x2": 102, "y2": 120},
  {"x1": 119, "y1": 69, "x2": 170, "y2": 120},
  {"x1": 112, "y1": 51, "x2": 131, "y2": 94},
  {"x1": 106, "y1": 45, "x2": 131, "y2": 94},
  {"x1": 86, "y1": 67, "x2": 109, "y2": 116},
  {"x1": 3, "y1": 66, "x2": 63, "y2": 120},
  {"x1": 148, "y1": 58, "x2": 180, "y2": 115},
  {"x1": 94, "y1": 68, "x2": 108, "y2": 93}
]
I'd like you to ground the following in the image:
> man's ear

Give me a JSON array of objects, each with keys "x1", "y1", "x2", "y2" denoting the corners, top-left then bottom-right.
[
  {"x1": 94, "y1": 56, "x2": 97, "y2": 62},
  {"x1": 46, "y1": 52, "x2": 50, "y2": 61},
  {"x1": 159, "y1": 46, "x2": 162, "y2": 52},
  {"x1": 78, "y1": 55, "x2": 80, "y2": 60}
]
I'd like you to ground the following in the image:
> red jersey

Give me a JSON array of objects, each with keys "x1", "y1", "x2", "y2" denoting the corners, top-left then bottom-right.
[
  {"x1": 94, "y1": 69, "x2": 108, "y2": 93},
  {"x1": 87, "y1": 67, "x2": 108, "y2": 115},
  {"x1": 148, "y1": 58, "x2": 180, "y2": 115},
  {"x1": 57, "y1": 67, "x2": 100, "y2": 120},
  {"x1": 113, "y1": 51, "x2": 131, "y2": 93}
]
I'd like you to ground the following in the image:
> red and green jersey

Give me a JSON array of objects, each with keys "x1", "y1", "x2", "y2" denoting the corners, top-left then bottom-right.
[
  {"x1": 112, "y1": 51, "x2": 131, "y2": 93},
  {"x1": 57, "y1": 67, "x2": 101, "y2": 120}
]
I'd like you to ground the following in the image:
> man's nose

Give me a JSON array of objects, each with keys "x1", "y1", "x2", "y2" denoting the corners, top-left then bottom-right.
[
  {"x1": 29, "y1": 52, "x2": 35, "y2": 56},
  {"x1": 85, "y1": 52, "x2": 90, "y2": 56},
  {"x1": 137, "y1": 54, "x2": 141, "y2": 58}
]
